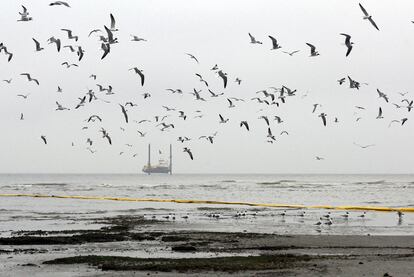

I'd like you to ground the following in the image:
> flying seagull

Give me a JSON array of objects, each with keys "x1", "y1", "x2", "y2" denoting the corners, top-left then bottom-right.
[
  {"x1": 248, "y1": 33, "x2": 262, "y2": 44},
  {"x1": 119, "y1": 104, "x2": 128, "y2": 123},
  {"x1": 359, "y1": 3, "x2": 379, "y2": 31},
  {"x1": 40, "y1": 135, "x2": 47, "y2": 145},
  {"x1": 282, "y1": 50, "x2": 300, "y2": 56},
  {"x1": 306, "y1": 43, "x2": 319, "y2": 56},
  {"x1": 340, "y1": 33, "x2": 353, "y2": 57},
  {"x1": 353, "y1": 142, "x2": 375, "y2": 149},
  {"x1": 183, "y1": 147, "x2": 194, "y2": 160},
  {"x1": 109, "y1": 13, "x2": 118, "y2": 32},
  {"x1": 186, "y1": 53, "x2": 199, "y2": 63},
  {"x1": 18, "y1": 5, "x2": 32, "y2": 21},
  {"x1": 319, "y1": 113, "x2": 327, "y2": 126},
  {"x1": 20, "y1": 73, "x2": 39, "y2": 85},
  {"x1": 61, "y1": 29, "x2": 78, "y2": 41},
  {"x1": 48, "y1": 37, "x2": 61, "y2": 52},
  {"x1": 218, "y1": 70, "x2": 228, "y2": 88},
  {"x1": 377, "y1": 89, "x2": 389, "y2": 102},
  {"x1": 376, "y1": 107, "x2": 383, "y2": 119},
  {"x1": 129, "y1": 67, "x2": 145, "y2": 86},
  {"x1": 101, "y1": 43, "x2": 110, "y2": 59},
  {"x1": 240, "y1": 121, "x2": 250, "y2": 131},
  {"x1": 49, "y1": 1, "x2": 70, "y2": 7},
  {"x1": 219, "y1": 114, "x2": 229, "y2": 123},
  {"x1": 32, "y1": 38, "x2": 44, "y2": 51},
  {"x1": 131, "y1": 35, "x2": 147, "y2": 42},
  {"x1": 268, "y1": 35, "x2": 281, "y2": 50}
]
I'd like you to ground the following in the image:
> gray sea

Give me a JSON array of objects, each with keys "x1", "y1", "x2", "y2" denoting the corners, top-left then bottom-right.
[{"x1": 0, "y1": 174, "x2": 413, "y2": 236}]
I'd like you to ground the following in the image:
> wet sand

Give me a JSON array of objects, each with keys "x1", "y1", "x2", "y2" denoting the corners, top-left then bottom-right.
[{"x1": 1, "y1": 214, "x2": 413, "y2": 276}]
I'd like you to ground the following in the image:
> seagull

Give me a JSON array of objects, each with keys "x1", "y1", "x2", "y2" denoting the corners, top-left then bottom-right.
[
  {"x1": 48, "y1": 37, "x2": 61, "y2": 52},
  {"x1": 104, "y1": 25, "x2": 118, "y2": 44},
  {"x1": 183, "y1": 147, "x2": 194, "y2": 160},
  {"x1": 282, "y1": 50, "x2": 300, "y2": 56},
  {"x1": 87, "y1": 115, "x2": 102, "y2": 122},
  {"x1": 376, "y1": 107, "x2": 383, "y2": 119},
  {"x1": 20, "y1": 113, "x2": 24, "y2": 120},
  {"x1": 129, "y1": 67, "x2": 145, "y2": 86},
  {"x1": 312, "y1": 104, "x2": 320, "y2": 113},
  {"x1": 137, "y1": 130, "x2": 146, "y2": 137},
  {"x1": 377, "y1": 89, "x2": 389, "y2": 102},
  {"x1": 208, "y1": 89, "x2": 224, "y2": 97},
  {"x1": 248, "y1": 33, "x2": 262, "y2": 44},
  {"x1": 218, "y1": 70, "x2": 228, "y2": 88},
  {"x1": 100, "y1": 128, "x2": 112, "y2": 145},
  {"x1": 119, "y1": 104, "x2": 128, "y2": 123},
  {"x1": 18, "y1": 5, "x2": 32, "y2": 21},
  {"x1": 267, "y1": 128, "x2": 276, "y2": 140},
  {"x1": 88, "y1": 29, "x2": 101, "y2": 37},
  {"x1": 318, "y1": 113, "x2": 327, "y2": 126},
  {"x1": 338, "y1": 78, "x2": 346, "y2": 85},
  {"x1": 101, "y1": 43, "x2": 110, "y2": 59},
  {"x1": 359, "y1": 3, "x2": 379, "y2": 31},
  {"x1": 195, "y1": 73, "x2": 209, "y2": 87},
  {"x1": 20, "y1": 73, "x2": 39, "y2": 85},
  {"x1": 131, "y1": 35, "x2": 147, "y2": 42},
  {"x1": 240, "y1": 121, "x2": 250, "y2": 131},
  {"x1": 219, "y1": 114, "x2": 229, "y2": 123},
  {"x1": 61, "y1": 62, "x2": 78, "y2": 68},
  {"x1": 306, "y1": 43, "x2": 319, "y2": 56},
  {"x1": 274, "y1": 116, "x2": 283, "y2": 124},
  {"x1": 280, "y1": 131, "x2": 289, "y2": 136},
  {"x1": 17, "y1": 93, "x2": 30, "y2": 99},
  {"x1": 3, "y1": 79, "x2": 12, "y2": 84},
  {"x1": 315, "y1": 156, "x2": 324, "y2": 161},
  {"x1": 227, "y1": 98, "x2": 235, "y2": 108},
  {"x1": 259, "y1": 115, "x2": 270, "y2": 126},
  {"x1": 401, "y1": 118, "x2": 408, "y2": 125},
  {"x1": 353, "y1": 142, "x2": 375, "y2": 149},
  {"x1": 109, "y1": 13, "x2": 118, "y2": 32},
  {"x1": 32, "y1": 38, "x2": 44, "y2": 51},
  {"x1": 40, "y1": 135, "x2": 47, "y2": 144},
  {"x1": 55, "y1": 101, "x2": 70, "y2": 111},
  {"x1": 49, "y1": 1, "x2": 70, "y2": 7},
  {"x1": 90, "y1": 74, "x2": 97, "y2": 80},
  {"x1": 77, "y1": 46, "x2": 85, "y2": 61},
  {"x1": 186, "y1": 53, "x2": 199, "y2": 63},
  {"x1": 340, "y1": 33, "x2": 353, "y2": 57},
  {"x1": 61, "y1": 29, "x2": 78, "y2": 41},
  {"x1": 268, "y1": 35, "x2": 281, "y2": 50}
]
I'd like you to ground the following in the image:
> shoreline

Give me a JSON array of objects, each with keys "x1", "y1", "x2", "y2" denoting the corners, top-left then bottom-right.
[{"x1": 1, "y1": 215, "x2": 413, "y2": 276}]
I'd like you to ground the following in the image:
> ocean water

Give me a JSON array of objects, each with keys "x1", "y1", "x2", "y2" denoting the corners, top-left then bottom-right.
[{"x1": 0, "y1": 174, "x2": 413, "y2": 235}]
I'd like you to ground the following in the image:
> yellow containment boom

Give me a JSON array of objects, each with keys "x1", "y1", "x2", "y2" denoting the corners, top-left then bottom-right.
[{"x1": 0, "y1": 193, "x2": 413, "y2": 212}]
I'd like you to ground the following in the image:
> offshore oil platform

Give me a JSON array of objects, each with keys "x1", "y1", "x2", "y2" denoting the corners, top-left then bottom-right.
[{"x1": 142, "y1": 144, "x2": 172, "y2": 175}]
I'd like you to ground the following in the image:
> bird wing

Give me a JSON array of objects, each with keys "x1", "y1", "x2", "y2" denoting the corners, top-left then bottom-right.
[
  {"x1": 110, "y1": 13, "x2": 116, "y2": 29},
  {"x1": 248, "y1": 33, "x2": 255, "y2": 43},
  {"x1": 359, "y1": 3, "x2": 369, "y2": 16},
  {"x1": 268, "y1": 35, "x2": 277, "y2": 48},
  {"x1": 32, "y1": 38, "x2": 40, "y2": 49},
  {"x1": 368, "y1": 17, "x2": 379, "y2": 30},
  {"x1": 138, "y1": 71, "x2": 145, "y2": 86},
  {"x1": 345, "y1": 45, "x2": 352, "y2": 57},
  {"x1": 104, "y1": 25, "x2": 114, "y2": 42},
  {"x1": 306, "y1": 43, "x2": 315, "y2": 52}
]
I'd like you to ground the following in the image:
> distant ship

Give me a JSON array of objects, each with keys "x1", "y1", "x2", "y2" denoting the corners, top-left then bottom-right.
[{"x1": 142, "y1": 144, "x2": 172, "y2": 175}]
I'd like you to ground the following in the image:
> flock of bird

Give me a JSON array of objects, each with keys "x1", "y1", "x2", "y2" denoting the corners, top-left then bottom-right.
[{"x1": 1, "y1": 2, "x2": 413, "y2": 164}]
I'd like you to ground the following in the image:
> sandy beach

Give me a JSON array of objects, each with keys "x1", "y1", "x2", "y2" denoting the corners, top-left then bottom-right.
[{"x1": 1, "y1": 212, "x2": 413, "y2": 276}]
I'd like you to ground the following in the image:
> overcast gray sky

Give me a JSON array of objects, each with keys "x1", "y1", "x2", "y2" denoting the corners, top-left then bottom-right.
[{"x1": 0, "y1": 0, "x2": 413, "y2": 174}]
